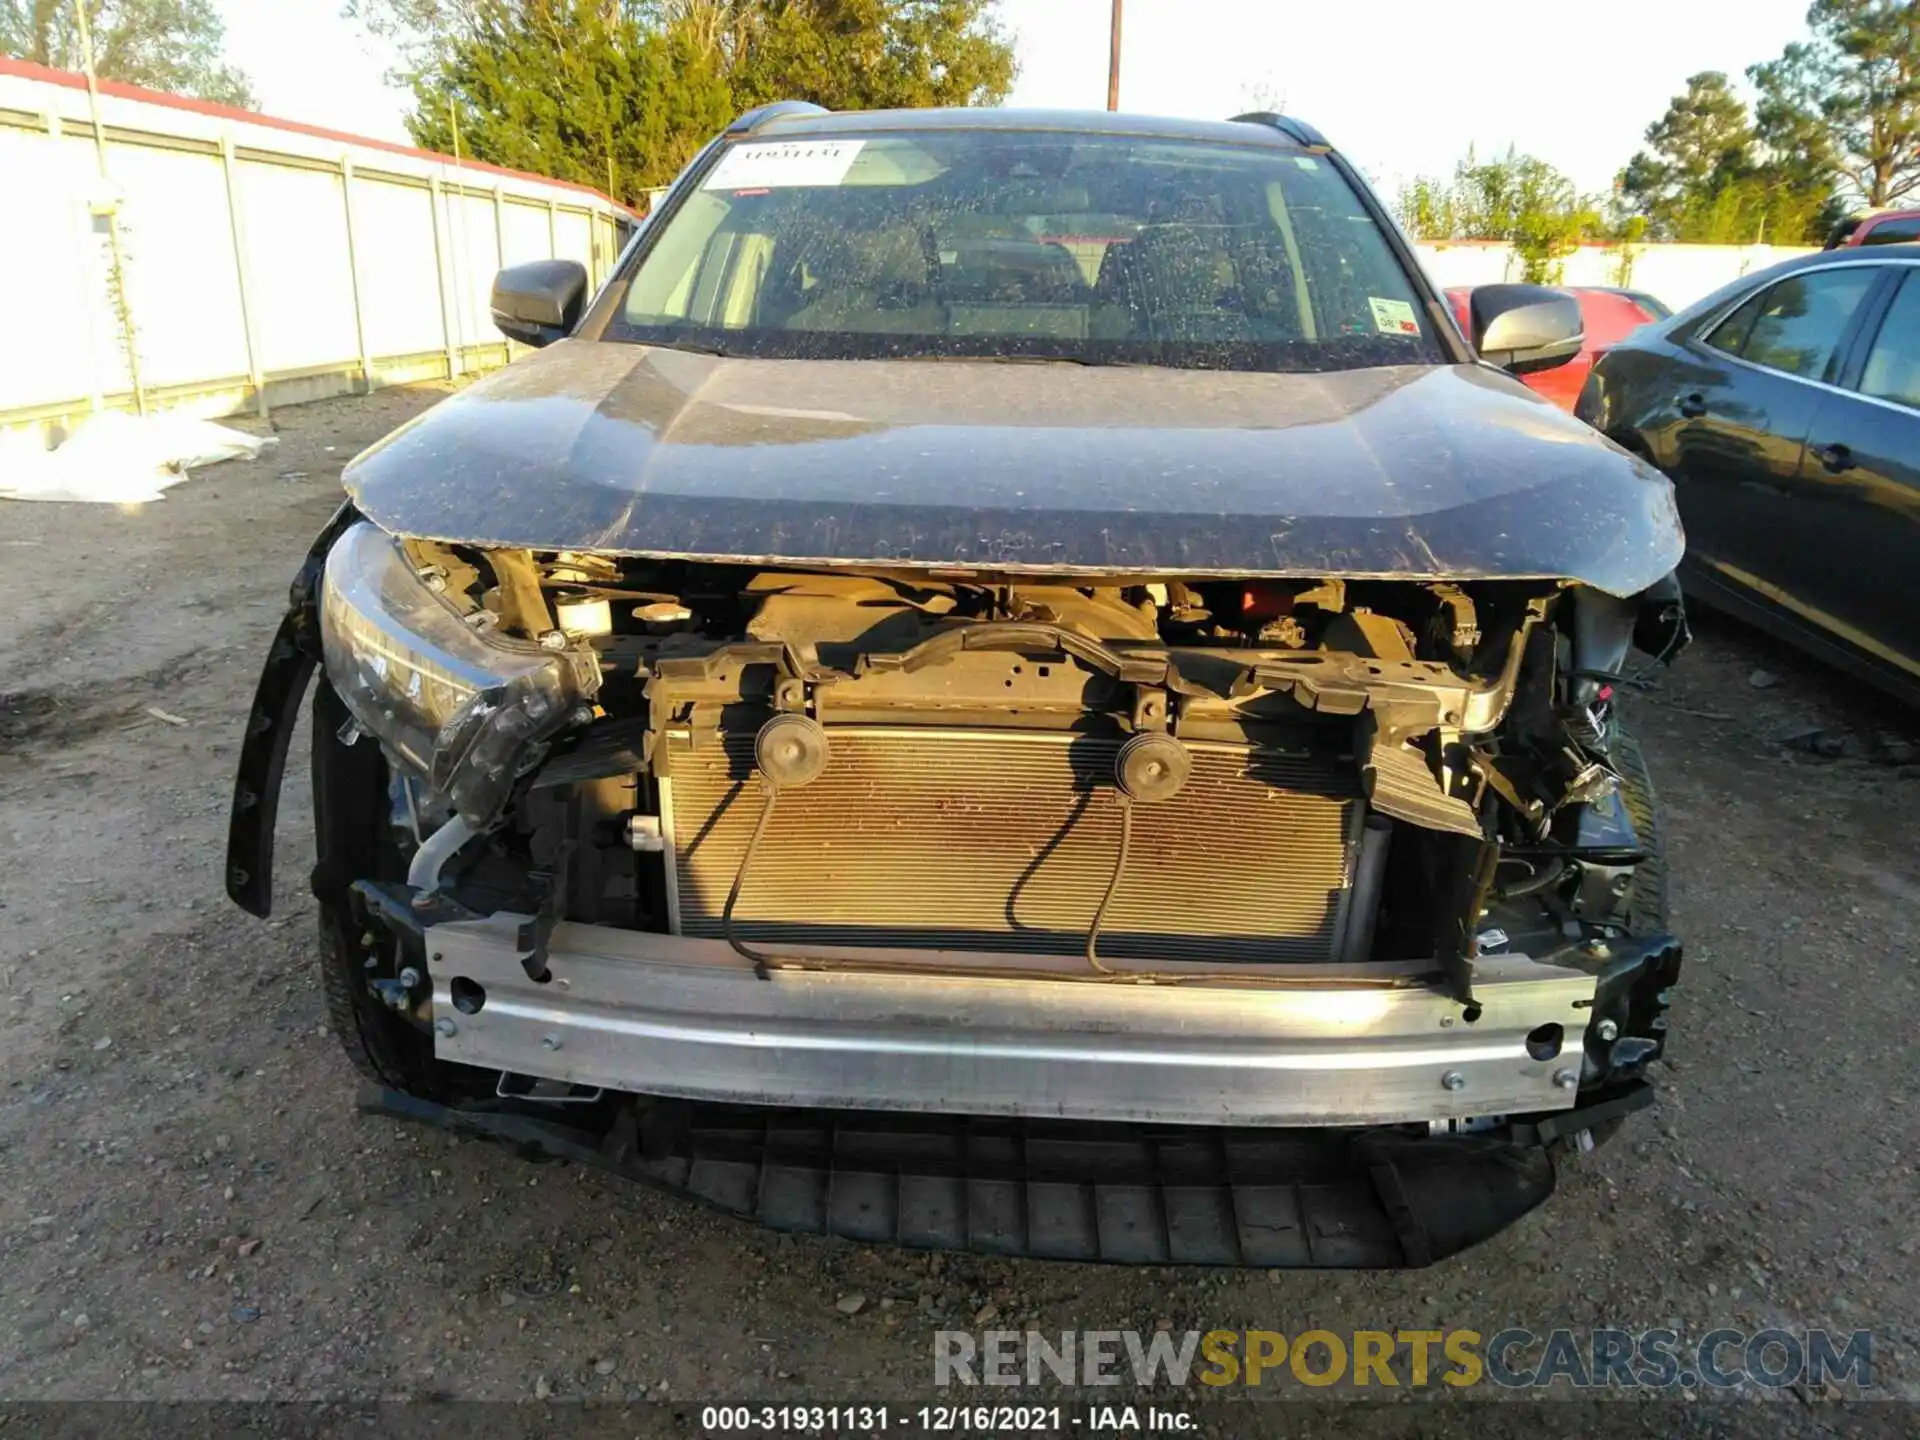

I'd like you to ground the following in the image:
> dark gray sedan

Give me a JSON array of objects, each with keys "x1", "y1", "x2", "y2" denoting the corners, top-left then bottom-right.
[{"x1": 1578, "y1": 246, "x2": 1920, "y2": 705}]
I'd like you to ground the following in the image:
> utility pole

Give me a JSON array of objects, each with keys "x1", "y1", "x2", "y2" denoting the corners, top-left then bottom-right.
[
  {"x1": 446, "y1": 99, "x2": 467, "y2": 374},
  {"x1": 74, "y1": 0, "x2": 146, "y2": 415},
  {"x1": 1107, "y1": 0, "x2": 1122, "y2": 112}
]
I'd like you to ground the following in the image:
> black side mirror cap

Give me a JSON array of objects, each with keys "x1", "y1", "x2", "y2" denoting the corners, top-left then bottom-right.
[
  {"x1": 1470, "y1": 284, "x2": 1584, "y2": 375},
  {"x1": 490, "y1": 260, "x2": 590, "y2": 348}
]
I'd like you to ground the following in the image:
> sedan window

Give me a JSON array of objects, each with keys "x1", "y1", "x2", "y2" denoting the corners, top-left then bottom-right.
[
  {"x1": 1860, "y1": 217, "x2": 1920, "y2": 246},
  {"x1": 1703, "y1": 290, "x2": 1767, "y2": 356},
  {"x1": 1860, "y1": 273, "x2": 1920, "y2": 410},
  {"x1": 1730, "y1": 268, "x2": 1880, "y2": 380}
]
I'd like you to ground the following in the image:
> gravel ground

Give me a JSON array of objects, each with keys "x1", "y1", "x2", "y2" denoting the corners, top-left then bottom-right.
[{"x1": 1, "y1": 384, "x2": 1916, "y2": 1432}]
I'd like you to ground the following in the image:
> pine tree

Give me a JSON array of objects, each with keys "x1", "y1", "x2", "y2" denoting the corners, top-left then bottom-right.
[
  {"x1": 1619, "y1": 72, "x2": 1836, "y2": 243},
  {"x1": 1750, "y1": 0, "x2": 1920, "y2": 208}
]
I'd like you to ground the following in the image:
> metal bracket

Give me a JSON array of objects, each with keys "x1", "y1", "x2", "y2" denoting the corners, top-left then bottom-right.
[
  {"x1": 351, "y1": 878, "x2": 478, "y2": 942},
  {"x1": 1509, "y1": 1081, "x2": 1655, "y2": 1145},
  {"x1": 496, "y1": 1071, "x2": 604, "y2": 1105},
  {"x1": 1131, "y1": 686, "x2": 1170, "y2": 732},
  {"x1": 1292, "y1": 578, "x2": 1346, "y2": 613},
  {"x1": 1360, "y1": 714, "x2": 1484, "y2": 838},
  {"x1": 1429, "y1": 583, "x2": 1480, "y2": 654}
]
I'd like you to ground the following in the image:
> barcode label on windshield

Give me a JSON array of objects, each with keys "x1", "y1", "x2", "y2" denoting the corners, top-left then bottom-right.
[
  {"x1": 704, "y1": 140, "x2": 867, "y2": 190},
  {"x1": 1369, "y1": 297, "x2": 1421, "y2": 335}
]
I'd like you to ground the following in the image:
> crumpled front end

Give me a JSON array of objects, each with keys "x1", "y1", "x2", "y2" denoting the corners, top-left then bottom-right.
[{"x1": 229, "y1": 510, "x2": 1686, "y2": 1264}]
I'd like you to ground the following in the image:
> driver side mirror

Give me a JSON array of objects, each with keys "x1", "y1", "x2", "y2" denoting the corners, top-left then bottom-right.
[
  {"x1": 1470, "y1": 284, "x2": 1584, "y2": 374},
  {"x1": 490, "y1": 259, "x2": 589, "y2": 348}
]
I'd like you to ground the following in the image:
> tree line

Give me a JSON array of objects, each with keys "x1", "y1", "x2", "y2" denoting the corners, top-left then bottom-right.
[
  {"x1": 6, "y1": 0, "x2": 1912, "y2": 250},
  {"x1": 1396, "y1": 0, "x2": 1920, "y2": 272},
  {"x1": 351, "y1": 0, "x2": 1015, "y2": 206}
]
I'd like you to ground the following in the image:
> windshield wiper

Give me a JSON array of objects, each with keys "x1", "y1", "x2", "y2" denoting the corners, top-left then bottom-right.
[
  {"x1": 905, "y1": 353, "x2": 1153, "y2": 368},
  {"x1": 642, "y1": 338, "x2": 732, "y2": 358},
  {"x1": 915, "y1": 354, "x2": 1091, "y2": 365}
]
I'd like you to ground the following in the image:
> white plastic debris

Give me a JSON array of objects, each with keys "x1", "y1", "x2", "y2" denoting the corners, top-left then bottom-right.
[{"x1": 0, "y1": 413, "x2": 276, "y2": 504}]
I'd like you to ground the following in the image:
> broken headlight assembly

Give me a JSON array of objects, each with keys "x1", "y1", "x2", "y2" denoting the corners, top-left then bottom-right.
[{"x1": 318, "y1": 522, "x2": 599, "y2": 827}]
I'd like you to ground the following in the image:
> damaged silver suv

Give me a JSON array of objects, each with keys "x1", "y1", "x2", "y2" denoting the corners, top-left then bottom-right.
[{"x1": 227, "y1": 106, "x2": 1688, "y2": 1268}]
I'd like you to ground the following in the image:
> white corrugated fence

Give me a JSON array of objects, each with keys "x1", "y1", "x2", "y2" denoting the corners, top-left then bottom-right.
[
  {"x1": 0, "y1": 58, "x2": 635, "y2": 438},
  {"x1": 1413, "y1": 240, "x2": 1821, "y2": 309}
]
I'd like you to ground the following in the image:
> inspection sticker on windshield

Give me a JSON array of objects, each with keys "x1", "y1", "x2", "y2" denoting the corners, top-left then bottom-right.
[
  {"x1": 1369, "y1": 296, "x2": 1421, "y2": 336},
  {"x1": 703, "y1": 140, "x2": 867, "y2": 190}
]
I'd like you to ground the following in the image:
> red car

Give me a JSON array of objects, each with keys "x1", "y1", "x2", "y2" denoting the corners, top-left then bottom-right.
[
  {"x1": 1825, "y1": 208, "x2": 1920, "y2": 248},
  {"x1": 1447, "y1": 285, "x2": 1669, "y2": 411}
]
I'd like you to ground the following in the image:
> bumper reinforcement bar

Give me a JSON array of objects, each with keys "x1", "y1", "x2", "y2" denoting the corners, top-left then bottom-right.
[{"x1": 423, "y1": 915, "x2": 1600, "y2": 1128}]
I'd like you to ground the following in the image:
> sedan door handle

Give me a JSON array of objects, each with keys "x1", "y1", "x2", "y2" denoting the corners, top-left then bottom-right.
[
  {"x1": 1811, "y1": 441, "x2": 1853, "y2": 473},
  {"x1": 1677, "y1": 392, "x2": 1708, "y2": 419}
]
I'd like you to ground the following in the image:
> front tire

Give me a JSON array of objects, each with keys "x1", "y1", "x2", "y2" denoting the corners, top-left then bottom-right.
[
  {"x1": 310, "y1": 679, "x2": 466, "y2": 1100},
  {"x1": 316, "y1": 903, "x2": 459, "y2": 1099},
  {"x1": 1611, "y1": 721, "x2": 1668, "y2": 935},
  {"x1": 1570, "y1": 717, "x2": 1668, "y2": 1153}
]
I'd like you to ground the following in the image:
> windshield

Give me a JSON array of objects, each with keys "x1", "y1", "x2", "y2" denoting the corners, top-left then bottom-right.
[{"x1": 604, "y1": 128, "x2": 1441, "y2": 372}]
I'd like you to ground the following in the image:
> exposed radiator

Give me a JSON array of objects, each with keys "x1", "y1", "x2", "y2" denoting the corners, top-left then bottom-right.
[{"x1": 661, "y1": 727, "x2": 1360, "y2": 964}]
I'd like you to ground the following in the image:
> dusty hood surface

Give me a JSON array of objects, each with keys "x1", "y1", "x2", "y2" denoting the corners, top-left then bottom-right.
[{"x1": 344, "y1": 340, "x2": 1684, "y2": 596}]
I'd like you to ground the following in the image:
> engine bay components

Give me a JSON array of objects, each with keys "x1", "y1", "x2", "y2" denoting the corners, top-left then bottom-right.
[
  {"x1": 244, "y1": 524, "x2": 1684, "y2": 1151},
  {"x1": 303, "y1": 543, "x2": 1679, "y2": 994}
]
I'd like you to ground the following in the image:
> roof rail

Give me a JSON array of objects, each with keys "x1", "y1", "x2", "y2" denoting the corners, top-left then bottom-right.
[
  {"x1": 1228, "y1": 112, "x2": 1329, "y2": 149},
  {"x1": 727, "y1": 101, "x2": 830, "y2": 135}
]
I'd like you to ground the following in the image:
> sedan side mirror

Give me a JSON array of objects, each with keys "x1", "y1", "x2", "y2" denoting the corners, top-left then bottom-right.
[
  {"x1": 1470, "y1": 284, "x2": 1584, "y2": 375},
  {"x1": 490, "y1": 260, "x2": 589, "y2": 348}
]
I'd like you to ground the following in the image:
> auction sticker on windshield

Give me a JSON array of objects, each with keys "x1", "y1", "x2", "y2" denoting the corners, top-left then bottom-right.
[
  {"x1": 704, "y1": 140, "x2": 867, "y2": 190},
  {"x1": 1369, "y1": 296, "x2": 1420, "y2": 335}
]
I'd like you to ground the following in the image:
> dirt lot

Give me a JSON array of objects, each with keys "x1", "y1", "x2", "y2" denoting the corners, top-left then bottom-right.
[{"x1": 1, "y1": 383, "x2": 1916, "y2": 1430}]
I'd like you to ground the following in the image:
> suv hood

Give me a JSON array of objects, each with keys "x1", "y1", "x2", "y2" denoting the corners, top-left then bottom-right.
[{"x1": 344, "y1": 340, "x2": 1683, "y2": 597}]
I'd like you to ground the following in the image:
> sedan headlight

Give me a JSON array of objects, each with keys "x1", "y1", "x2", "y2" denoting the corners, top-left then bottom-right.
[{"x1": 319, "y1": 522, "x2": 599, "y2": 827}]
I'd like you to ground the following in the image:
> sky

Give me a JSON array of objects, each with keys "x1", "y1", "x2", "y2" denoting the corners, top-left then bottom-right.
[{"x1": 217, "y1": 0, "x2": 1816, "y2": 195}]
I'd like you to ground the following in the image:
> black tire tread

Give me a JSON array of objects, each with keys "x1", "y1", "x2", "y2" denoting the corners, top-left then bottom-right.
[
  {"x1": 311, "y1": 676, "x2": 462, "y2": 1102},
  {"x1": 317, "y1": 905, "x2": 457, "y2": 1100},
  {"x1": 1612, "y1": 721, "x2": 1669, "y2": 934},
  {"x1": 1562, "y1": 721, "x2": 1668, "y2": 1155}
]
